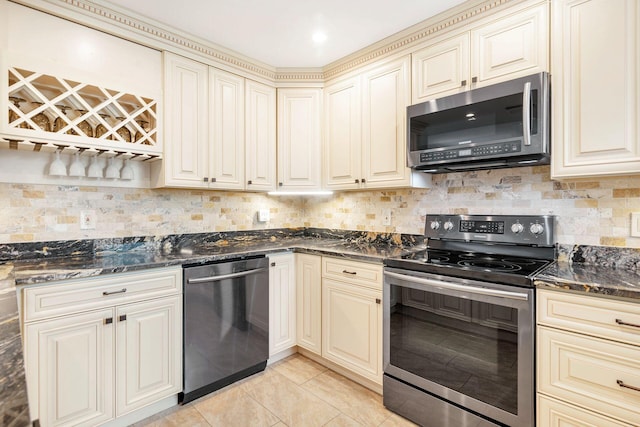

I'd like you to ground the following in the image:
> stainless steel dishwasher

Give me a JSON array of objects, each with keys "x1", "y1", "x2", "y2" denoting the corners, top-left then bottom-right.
[{"x1": 180, "y1": 256, "x2": 269, "y2": 404}]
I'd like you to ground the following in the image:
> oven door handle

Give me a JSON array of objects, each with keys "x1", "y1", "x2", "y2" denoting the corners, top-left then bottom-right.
[{"x1": 385, "y1": 271, "x2": 529, "y2": 301}]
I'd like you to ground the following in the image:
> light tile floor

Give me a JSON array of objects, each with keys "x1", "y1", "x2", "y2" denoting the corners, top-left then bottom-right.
[{"x1": 135, "y1": 354, "x2": 418, "y2": 427}]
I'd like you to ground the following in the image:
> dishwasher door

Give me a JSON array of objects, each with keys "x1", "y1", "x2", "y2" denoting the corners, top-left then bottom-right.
[{"x1": 181, "y1": 256, "x2": 269, "y2": 403}]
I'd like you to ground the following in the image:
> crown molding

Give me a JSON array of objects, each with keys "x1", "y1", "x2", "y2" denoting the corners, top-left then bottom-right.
[{"x1": 9, "y1": 0, "x2": 532, "y2": 84}]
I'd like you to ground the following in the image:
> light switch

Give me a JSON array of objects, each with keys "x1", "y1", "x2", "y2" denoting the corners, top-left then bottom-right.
[{"x1": 631, "y1": 212, "x2": 640, "y2": 237}]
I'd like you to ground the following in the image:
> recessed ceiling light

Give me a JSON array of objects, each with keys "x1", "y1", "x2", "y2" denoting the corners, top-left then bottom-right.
[{"x1": 312, "y1": 31, "x2": 328, "y2": 44}]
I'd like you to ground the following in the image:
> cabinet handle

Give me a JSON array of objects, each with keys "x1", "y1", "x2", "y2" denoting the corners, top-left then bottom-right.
[
  {"x1": 617, "y1": 379, "x2": 640, "y2": 393},
  {"x1": 342, "y1": 270, "x2": 357, "y2": 275},
  {"x1": 247, "y1": 180, "x2": 252, "y2": 185},
  {"x1": 279, "y1": 182, "x2": 283, "y2": 187},
  {"x1": 376, "y1": 298, "x2": 381, "y2": 304},
  {"x1": 615, "y1": 318, "x2": 640, "y2": 329},
  {"x1": 211, "y1": 177, "x2": 217, "y2": 183},
  {"x1": 104, "y1": 317, "x2": 113, "y2": 325},
  {"x1": 271, "y1": 262, "x2": 276, "y2": 267},
  {"x1": 472, "y1": 76, "x2": 478, "y2": 83},
  {"x1": 103, "y1": 288, "x2": 127, "y2": 296},
  {"x1": 119, "y1": 314, "x2": 127, "y2": 322},
  {"x1": 361, "y1": 178, "x2": 366, "y2": 183},
  {"x1": 355, "y1": 179, "x2": 360, "y2": 184},
  {"x1": 461, "y1": 80, "x2": 467, "y2": 86},
  {"x1": 203, "y1": 177, "x2": 209, "y2": 182}
]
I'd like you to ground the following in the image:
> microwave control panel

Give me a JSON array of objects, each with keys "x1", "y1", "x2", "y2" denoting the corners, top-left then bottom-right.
[{"x1": 419, "y1": 141, "x2": 521, "y2": 162}]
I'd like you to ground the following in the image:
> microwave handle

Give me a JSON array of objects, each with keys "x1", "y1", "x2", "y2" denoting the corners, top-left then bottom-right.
[{"x1": 522, "y1": 81, "x2": 532, "y2": 146}]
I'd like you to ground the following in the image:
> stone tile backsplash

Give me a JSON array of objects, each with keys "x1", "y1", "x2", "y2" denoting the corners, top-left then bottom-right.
[{"x1": 2, "y1": 166, "x2": 640, "y2": 247}]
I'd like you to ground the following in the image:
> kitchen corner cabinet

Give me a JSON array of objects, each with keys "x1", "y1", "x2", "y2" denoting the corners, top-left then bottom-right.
[
  {"x1": 536, "y1": 289, "x2": 640, "y2": 426},
  {"x1": 296, "y1": 253, "x2": 322, "y2": 355},
  {"x1": 550, "y1": 0, "x2": 640, "y2": 179},
  {"x1": 155, "y1": 52, "x2": 275, "y2": 190},
  {"x1": 23, "y1": 267, "x2": 182, "y2": 426},
  {"x1": 325, "y1": 56, "x2": 430, "y2": 190},
  {"x1": 269, "y1": 252, "x2": 296, "y2": 356},
  {"x1": 277, "y1": 88, "x2": 323, "y2": 190},
  {"x1": 1, "y1": 1, "x2": 162, "y2": 158},
  {"x1": 412, "y1": 2, "x2": 548, "y2": 103},
  {"x1": 321, "y1": 257, "x2": 383, "y2": 385}
]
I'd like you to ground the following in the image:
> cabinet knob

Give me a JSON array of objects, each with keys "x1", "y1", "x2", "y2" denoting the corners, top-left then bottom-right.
[
  {"x1": 271, "y1": 262, "x2": 276, "y2": 267},
  {"x1": 119, "y1": 314, "x2": 127, "y2": 322},
  {"x1": 472, "y1": 76, "x2": 478, "y2": 83},
  {"x1": 376, "y1": 298, "x2": 381, "y2": 304},
  {"x1": 355, "y1": 179, "x2": 360, "y2": 184},
  {"x1": 361, "y1": 178, "x2": 366, "y2": 183},
  {"x1": 247, "y1": 180, "x2": 252, "y2": 185},
  {"x1": 203, "y1": 177, "x2": 209, "y2": 182},
  {"x1": 104, "y1": 317, "x2": 113, "y2": 325},
  {"x1": 211, "y1": 177, "x2": 217, "y2": 183},
  {"x1": 461, "y1": 80, "x2": 467, "y2": 87},
  {"x1": 279, "y1": 182, "x2": 283, "y2": 187}
]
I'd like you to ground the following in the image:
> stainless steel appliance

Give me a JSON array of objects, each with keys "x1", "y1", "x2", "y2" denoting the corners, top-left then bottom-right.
[
  {"x1": 407, "y1": 72, "x2": 550, "y2": 173},
  {"x1": 383, "y1": 214, "x2": 555, "y2": 427},
  {"x1": 181, "y1": 256, "x2": 269, "y2": 404}
]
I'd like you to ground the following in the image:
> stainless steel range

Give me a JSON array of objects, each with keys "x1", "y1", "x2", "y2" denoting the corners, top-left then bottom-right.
[{"x1": 383, "y1": 214, "x2": 555, "y2": 427}]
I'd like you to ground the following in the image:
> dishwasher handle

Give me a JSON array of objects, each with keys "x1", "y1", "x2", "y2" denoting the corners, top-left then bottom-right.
[{"x1": 187, "y1": 267, "x2": 268, "y2": 284}]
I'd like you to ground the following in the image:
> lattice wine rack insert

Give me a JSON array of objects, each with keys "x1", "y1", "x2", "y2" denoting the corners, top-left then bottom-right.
[{"x1": 6, "y1": 67, "x2": 160, "y2": 156}]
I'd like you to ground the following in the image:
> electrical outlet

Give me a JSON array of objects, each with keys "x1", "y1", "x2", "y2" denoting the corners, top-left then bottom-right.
[
  {"x1": 631, "y1": 212, "x2": 640, "y2": 237},
  {"x1": 258, "y1": 209, "x2": 270, "y2": 222},
  {"x1": 382, "y1": 209, "x2": 392, "y2": 226},
  {"x1": 80, "y1": 210, "x2": 96, "y2": 230}
]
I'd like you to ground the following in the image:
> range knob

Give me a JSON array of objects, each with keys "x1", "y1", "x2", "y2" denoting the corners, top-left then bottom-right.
[
  {"x1": 511, "y1": 223, "x2": 524, "y2": 234},
  {"x1": 530, "y1": 223, "x2": 545, "y2": 235},
  {"x1": 430, "y1": 220, "x2": 441, "y2": 230},
  {"x1": 443, "y1": 221, "x2": 454, "y2": 231}
]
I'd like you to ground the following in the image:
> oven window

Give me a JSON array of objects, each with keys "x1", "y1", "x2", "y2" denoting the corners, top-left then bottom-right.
[
  {"x1": 389, "y1": 285, "x2": 519, "y2": 415},
  {"x1": 409, "y1": 91, "x2": 538, "y2": 151}
]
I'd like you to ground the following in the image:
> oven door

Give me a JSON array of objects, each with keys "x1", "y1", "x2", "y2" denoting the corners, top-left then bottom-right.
[{"x1": 383, "y1": 267, "x2": 534, "y2": 427}]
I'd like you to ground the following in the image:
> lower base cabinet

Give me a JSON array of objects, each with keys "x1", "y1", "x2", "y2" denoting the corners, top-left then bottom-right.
[
  {"x1": 269, "y1": 252, "x2": 297, "y2": 356},
  {"x1": 23, "y1": 267, "x2": 182, "y2": 427},
  {"x1": 538, "y1": 395, "x2": 632, "y2": 427}
]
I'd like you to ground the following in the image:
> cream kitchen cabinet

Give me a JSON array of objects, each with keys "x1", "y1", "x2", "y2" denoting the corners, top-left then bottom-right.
[
  {"x1": 321, "y1": 257, "x2": 383, "y2": 385},
  {"x1": 276, "y1": 88, "x2": 323, "y2": 191},
  {"x1": 412, "y1": 2, "x2": 548, "y2": 103},
  {"x1": 155, "y1": 52, "x2": 275, "y2": 190},
  {"x1": 245, "y1": 80, "x2": 277, "y2": 191},
  {"x1": 1, "y1": 1, "x2": 162, "y2": 158},
  {"x1": 23, "y1": 267, "x2": 182, "y2": 427},
  {"x1": 269, "y1": 252, "x2": 296, "y2": 357},
  {"x1": 325, "y1": 56, "x2": 430, "y2": 190},
  {"x1": 537, "y1": 289, "x2": 640, "y2": 426},
  {"x1": 550, "y1": 0, "x2": 640, "y2": 178},
  {"x1": 295, "y1": 253, "x2": 322, "y2": 355}
]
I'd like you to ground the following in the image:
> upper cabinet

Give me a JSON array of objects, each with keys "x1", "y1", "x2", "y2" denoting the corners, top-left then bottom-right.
[
  {"x1": 412, "y1": 2, "x2": 549, "y2": 103},
  {"x1": 153, "y1": 52, "x2": 276, "y2": 191},
  {"x1": 551, "y1": 0, "x2": 640, "y2": 179},
  {"x1": 0, "y1": 2, "x2": 162, "y2": 158},
  {"x1": 277, "y1": 88, "x2": 323, "y2": 191},
  {"x1": 325, "y1": 56, "x2": 430, "y2": 190}
]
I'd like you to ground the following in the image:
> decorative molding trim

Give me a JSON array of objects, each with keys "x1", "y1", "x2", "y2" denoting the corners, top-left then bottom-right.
[{"x1": 13, "y1": 0, "x2": 527, "y2": 83}]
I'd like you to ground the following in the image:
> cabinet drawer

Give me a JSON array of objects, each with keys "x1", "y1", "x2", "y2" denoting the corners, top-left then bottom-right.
[
  {"x1": 538, "y1": 326, "x2": 640, "y2": 425},
  {"x1": 23, "y1": 267, "x2": 182, "y2": 322},
  {"x1": 322, "y1": 257, "x2": 382, "y2": 289},
  {"x1": 538, "y1": 395, "x2": 632, "y2": 427},
  {"x1": 538, "y1": 289, "x2": 640, "y2": 346}
]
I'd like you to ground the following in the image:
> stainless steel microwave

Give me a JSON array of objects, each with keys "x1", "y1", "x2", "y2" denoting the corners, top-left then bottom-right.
[{"x1": 407, "y1": 72, "x2": 550, "y2": 173}]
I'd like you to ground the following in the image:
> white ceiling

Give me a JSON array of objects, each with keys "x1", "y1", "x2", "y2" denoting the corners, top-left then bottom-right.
[{"x1": 104, "y1": 0, "x2": 468, "y2": 68}]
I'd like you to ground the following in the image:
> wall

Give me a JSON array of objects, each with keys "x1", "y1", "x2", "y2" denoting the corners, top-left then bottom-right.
[{"x1": 2, "y1": 165, "x2": 640, "y2": 248}]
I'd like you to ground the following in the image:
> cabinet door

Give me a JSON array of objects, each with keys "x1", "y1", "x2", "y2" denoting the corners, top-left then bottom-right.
[
  {"x1": 296, "y1": 254, "x2": 322, "y2": 355},
  {"x1": 25, "y1": 309, "x2": 114, "y2": 427},
  {"x1": 162, "y1": 52, "x2": 209, "y2": 187},
  {"x1": 116, "y1": 296, "x2": 182, "y2": 416},
  {"x1": 411, "y1": 34, "x2": 469, "y2": 103},
  {"x1": 269, "y1": 253, "x2": 296, "y2": 356},
  {"x1": 471, "y1": 3, "x2": 549, "y2": 87},
  {"x1": 277, "y1": 88, "x2": 322, "y2": 190},
  {"x1": 245, "y1": 80, "x2": 276, "y2": 191},
  {"x1": 362, "y1": 56, "x2": 411, "y2": 188},
  {"x1": 551, "y1": 0, "x2": 640, "y2": 178},
  {"x1": 324, "y1": 76, "x2": 362, "y2": 190},
  {"x1": 322, "y1": 279, "x2": 382, "y2": 384},
  {"x1": 209, "y1": 68, "x2": 245, "y2": 189}
]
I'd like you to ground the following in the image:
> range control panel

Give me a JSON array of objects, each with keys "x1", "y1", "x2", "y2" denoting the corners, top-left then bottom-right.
[{"x1": 425, "y1": 214, "x2": 555, "y2": 246}]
